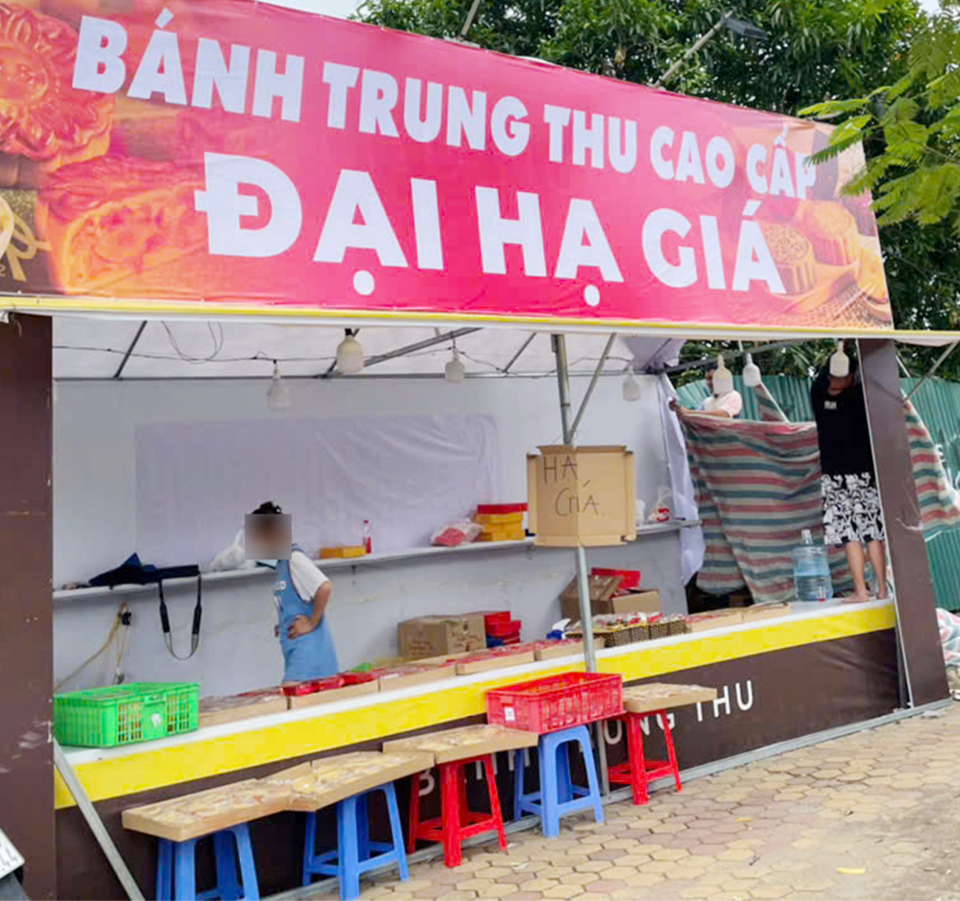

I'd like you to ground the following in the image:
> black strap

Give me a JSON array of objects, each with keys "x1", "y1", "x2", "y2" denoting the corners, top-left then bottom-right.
[{"x1": 158, "y1": 575, "x2": 203, "y2": 660}]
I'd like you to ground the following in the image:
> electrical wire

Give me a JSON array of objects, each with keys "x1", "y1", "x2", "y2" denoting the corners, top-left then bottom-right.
[{"x1": 54, "y1": 602, "x2": 130, "y2": 692}]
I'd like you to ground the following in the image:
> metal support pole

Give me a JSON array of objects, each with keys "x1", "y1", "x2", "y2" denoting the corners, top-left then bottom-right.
[
  {"x1": 551, "y1": 335, "x2": 610, "y2": 794},
  {"x1": 54, "y1": 741, "x2": 144, "y2": 901},
  {"x1": 570, "y1": 333, "x2": 617, "y2": 442},
  {"x1": 904, "y1": 341, "x2": 959, "y2": 403}
]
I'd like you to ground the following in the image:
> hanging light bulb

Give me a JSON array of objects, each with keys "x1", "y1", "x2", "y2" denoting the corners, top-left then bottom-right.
[
  {"x1": 266, "y1": 362, "x2": 291, "y2": 412},
  {"x1": 622, "y1": 370, "x2": 642, "y2": 402},
  {"x1": 829, "y1": 339, "x2": 850, "y2": 378},
  {"x1": 445, "y1": 346, "x2": 466, "y2": 383},
  {"x1": 742, "y1": 352, "x2": 762, "y2": 388},
  {"x1": 712, "y1": 354, "x2": 734, "y2": 395},
  {"x1": 336, "y1": 330, "x2": 365, "y2": 374}
]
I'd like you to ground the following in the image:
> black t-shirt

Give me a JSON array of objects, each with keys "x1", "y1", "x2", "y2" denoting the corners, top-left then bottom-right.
[{"x1": 810, "y1": 368, "x2": 876, "y2": 477}]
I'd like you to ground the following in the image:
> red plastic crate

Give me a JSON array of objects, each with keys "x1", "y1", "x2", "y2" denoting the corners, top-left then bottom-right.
[
  {"x1": 486, "y1": 672, "x2": 623, "y2": 734},
  {"x1": 483, "y1": 611, "x2": 512, "y2": 629}
]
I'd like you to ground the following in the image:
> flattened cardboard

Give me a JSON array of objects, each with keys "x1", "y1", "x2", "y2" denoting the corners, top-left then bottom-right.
[
  {"x1": 742, "y1": 603, "x2": 793, "y2": 622},
  {"x1": 623, "y1": 683, "x2": 719, "y2": 715},
  {"x1": 383, "y1": 723, "x2": 539, "y2": 765},
  {"x1": 375, "y1": 664, "x2": 456, "y2": 692},
  {"x1": 684, "y1": 610, "x2": 744, "y2": 633},
  {"x1": 455, "y1": 649, "x2": 536, "y2": 675},
  {"x1": 528, "y1": 446, "x2": 637, "y2": 548},
  {"x1": 267, "y1": 751, "x2": 433, "y2": 812},
  {"x1": 122, "y1": 779, "x2": 293, "y2": 842},
  {"x1": 198, "y1": 693, "x2": 288, "y2": 728},
  {"x1": 533, "y1": 638, "x2": 605, "y2": 661},
  {"x1": 286, "y1": 679, "x2": 379, "y2": 710},
  {"x1": 397, "y1": 613, "x2": 486, "y2": 659}
]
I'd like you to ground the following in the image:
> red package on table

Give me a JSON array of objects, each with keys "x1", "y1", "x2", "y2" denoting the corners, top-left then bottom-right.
[{"x1": 282, "y1": 672, "x2": 376, "y2": 696}]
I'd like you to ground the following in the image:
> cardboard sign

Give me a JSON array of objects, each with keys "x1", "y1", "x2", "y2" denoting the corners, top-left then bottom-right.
[{"x1": 527, "y1": 446, "x2": 636, "y2": 547}]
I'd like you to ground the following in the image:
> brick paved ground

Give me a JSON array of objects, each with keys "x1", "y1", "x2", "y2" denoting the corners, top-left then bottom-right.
[{"x1": 311, "y1": 703, "x2": 960, "y2": 901}]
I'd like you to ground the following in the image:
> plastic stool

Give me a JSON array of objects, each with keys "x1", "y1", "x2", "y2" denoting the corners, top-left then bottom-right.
[
  {"x1": 608, "y1": 710, "x2": 682, "y2": 805},
  {"x1": 302, "y1": 783, "x2": 408, "y2": 900},
  {"x1": 155, "y1": 823, "x2": 258, "y2": 900},
  {"x1": 408, "y1": 754, "x2": 507, "y2": 868},
  {"x1": 514, "y1": 725, "x2": 604, "y2": 837}
]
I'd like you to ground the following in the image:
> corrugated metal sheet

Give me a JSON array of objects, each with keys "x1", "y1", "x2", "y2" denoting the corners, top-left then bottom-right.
[{"x1": 677, "y1": 375, "x2": 960, "y2": 611}]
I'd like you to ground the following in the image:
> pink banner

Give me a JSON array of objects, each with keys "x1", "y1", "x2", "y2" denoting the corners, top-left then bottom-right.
[{"x1": 0, "y1": 0, "x2": 891, "y2": 331}]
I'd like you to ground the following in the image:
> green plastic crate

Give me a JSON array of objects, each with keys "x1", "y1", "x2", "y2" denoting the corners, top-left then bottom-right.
[{"x1": 54, "y1": 682, "x2": 199, "y2": 748}]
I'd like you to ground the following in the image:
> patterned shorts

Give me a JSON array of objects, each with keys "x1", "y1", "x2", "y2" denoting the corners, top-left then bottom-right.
[{"x1": 821, "y1": 472, "x2": 885, "y2": 547}]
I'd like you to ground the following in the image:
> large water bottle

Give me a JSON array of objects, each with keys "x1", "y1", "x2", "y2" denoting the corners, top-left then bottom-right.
[{"x1": 793, "y1": 530, "x2": 833, "y2": 602}]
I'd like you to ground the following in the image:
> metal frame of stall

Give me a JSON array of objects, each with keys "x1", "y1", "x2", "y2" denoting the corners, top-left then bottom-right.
[{"x1": 1, "y1": 309, "x2": 956, "y2": 901}]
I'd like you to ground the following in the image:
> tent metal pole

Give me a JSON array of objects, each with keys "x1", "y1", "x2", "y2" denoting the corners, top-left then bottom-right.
[
  {"x1": 904, "y1": 341, "x2": 959, "y2": 403},
  {"x1": 503, "y1": 333, "x2": 537, "y2": 373},
  {"x1": 551, "y1": 334, "x2": 609, "y2": 794},
  {"x1": 569, "y1": 334, "x2": 617, "y2": 441}
]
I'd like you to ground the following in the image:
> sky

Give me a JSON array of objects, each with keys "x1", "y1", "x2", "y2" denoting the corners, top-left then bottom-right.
[{"x1": 266, "y1": 0, "x2": 942, "y2": 28}]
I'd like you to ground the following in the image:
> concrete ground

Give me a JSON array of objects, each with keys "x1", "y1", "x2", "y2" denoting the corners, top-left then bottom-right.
[{"x1": 314, "y1": 701, "x2": 960, "y2": 901}]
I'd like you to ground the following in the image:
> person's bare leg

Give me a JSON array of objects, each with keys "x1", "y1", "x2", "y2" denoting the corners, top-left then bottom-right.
[
  {"x1": 843, "y1": 541, "x2": 870, "y2": 603},
  {"x1": 868, "y1": 540, "x2": 888, "y2": 599}
]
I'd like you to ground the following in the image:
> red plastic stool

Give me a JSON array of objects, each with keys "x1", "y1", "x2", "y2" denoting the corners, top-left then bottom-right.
[
  {"x1": 608, "y1": 710, "x2": 682, "y2": 805},
  {"x1": 408, "y1": 754, "x2": 507, "y2": 867}
]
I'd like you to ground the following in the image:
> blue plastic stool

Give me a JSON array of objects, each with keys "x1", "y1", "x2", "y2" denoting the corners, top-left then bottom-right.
[
  {"x1": 302, "y1": 783, "x2": 409, "y2": 900},
  {"x1": 155, "y1": 823, "x2": 258, "y2": 900},
  {"x1": 513, "y1": 725, "x2": 604, "y2": 837}
]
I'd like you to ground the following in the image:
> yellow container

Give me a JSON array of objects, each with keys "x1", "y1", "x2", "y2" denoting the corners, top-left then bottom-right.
[
  {"x1": 320, "y1": 545, "x2": 367, "y2": 559},
  {"x1": 477, "y1": 527, "x2": 526, "y2": 542},
  {"x1": 475, "y1": 512, "x2": 525, "y2": 526}
]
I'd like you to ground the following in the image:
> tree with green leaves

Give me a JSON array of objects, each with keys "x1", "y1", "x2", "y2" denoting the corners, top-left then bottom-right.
[
  {"x1": 801, "y1": 1, "x2": 960, "y2": 233},
  {"x1": 356, "y1": 0, "x2": 960, "y2": 379}
]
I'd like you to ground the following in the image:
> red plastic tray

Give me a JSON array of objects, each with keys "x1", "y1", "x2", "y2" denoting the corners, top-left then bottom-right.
[
  {"x1": 486, "y1": 672, "x2": 623, "y2": 734},
  {"x1": 282, "y1": 672, "x2": 376, "y2": 696}
]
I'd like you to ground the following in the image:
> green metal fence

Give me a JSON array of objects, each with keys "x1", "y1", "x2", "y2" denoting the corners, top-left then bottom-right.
[{"x1": 677, "y1": 375, "x2": 960, "y2": 611}]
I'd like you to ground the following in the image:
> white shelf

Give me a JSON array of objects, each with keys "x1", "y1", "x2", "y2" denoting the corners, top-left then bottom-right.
[{"x1": 52, "y1": 520, "x2": 700, "y2": 603}]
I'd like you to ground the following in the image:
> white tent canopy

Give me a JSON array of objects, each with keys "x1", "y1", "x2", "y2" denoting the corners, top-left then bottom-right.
[{"x1": 49, "y1": 317, "x2": 688, "y2": 381}]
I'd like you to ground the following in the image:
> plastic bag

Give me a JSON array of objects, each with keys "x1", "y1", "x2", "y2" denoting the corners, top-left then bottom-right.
[
  {"x1": 202, "y1": 529, "x2": 253, "y2": 573},
  {"x1": 648, "y1": 486, "x2": 672, "y2": 523},
  {"x1": 431, "y1": 520, "x2": 483, "y2": 547}
]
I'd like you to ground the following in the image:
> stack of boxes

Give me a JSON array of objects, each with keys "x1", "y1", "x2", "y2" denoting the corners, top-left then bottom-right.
[
  {"x1": 482, "y1": 610, "x2": 522, "y2": 647},
  {"x1": 474, "y1": 503, "x2": 527, "y2": 542}
]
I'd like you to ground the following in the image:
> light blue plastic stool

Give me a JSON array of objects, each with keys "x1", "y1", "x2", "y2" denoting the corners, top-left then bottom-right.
[
  {"x1": 513, "y1": 725, "x2": 604, "y2": 837},
  {"x1": 155, "y1": 823, "x2": 258, "y2": 900},
  {"x1": 302, "y1": 784, "x2": 409, "y2": 900}
]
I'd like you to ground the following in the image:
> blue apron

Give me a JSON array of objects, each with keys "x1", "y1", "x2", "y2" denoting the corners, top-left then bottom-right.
[{"x1": 274, "y1": 548, "x2": 339, "y2": 683}]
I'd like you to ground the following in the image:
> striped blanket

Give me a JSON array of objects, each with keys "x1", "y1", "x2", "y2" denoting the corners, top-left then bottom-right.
[{"x1": 679, "y1": 384, "x2": 960, "y2": 603}]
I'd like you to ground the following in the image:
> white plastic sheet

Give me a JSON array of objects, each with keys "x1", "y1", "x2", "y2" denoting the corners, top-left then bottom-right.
[{"x1": 135, "y1": 414, "x2": 500, "y2": 565}]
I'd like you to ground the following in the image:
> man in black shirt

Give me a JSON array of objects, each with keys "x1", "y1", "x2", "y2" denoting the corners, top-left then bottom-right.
[{"x1": 811, "y1": 359, "x2": 888, "y2": 604}]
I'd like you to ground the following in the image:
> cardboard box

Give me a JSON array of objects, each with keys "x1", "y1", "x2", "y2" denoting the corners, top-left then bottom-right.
[
  {"x1": 286, "y1": 679, "x2": 379, "y2": 710},
  {"x1": 397, "y1": 613, "x2": 486, "y2": 659},
  {"x1": 561, "y1": 588, "x2": 661, "y2": 623},
  {"x1": 527, "y1": 446, "x2": 637, "y2": 548},
  {"x1": 684, "y1": 610, "x2": 744, "y2": 633}
]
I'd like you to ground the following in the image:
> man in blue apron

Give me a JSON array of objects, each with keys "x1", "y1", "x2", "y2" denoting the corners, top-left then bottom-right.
[{"x1": 247, "y1": 502, "x2": 338, "y2": 683}]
